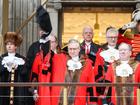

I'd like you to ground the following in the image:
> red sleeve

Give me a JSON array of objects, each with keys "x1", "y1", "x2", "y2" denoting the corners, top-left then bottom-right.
[
  {"x1": 105, "y1": 64, "x2": 114, "y2": 82},
  {"x1": 51, "y1": 53, "x2": 67, "y2": 82},
  {"x1": 88, "y1": 65, "x2": 97, "y2": 97},
  {"x1": 51, "y1": 53, "x2": 67, "y2": 105},
  {"x1": 138, "y1": 69, "x2": 140, "y2": 83},
  {"x1": 93, "y1": 48, "x2": 104, "y2": 77},
  {"x1": 135, "y1": 64, "x2": 140, "y2": 83},
  {"x1": 85, "y1": 59, "x2": 98, "y2": 104},
  {"x1": 86, "y1": 59, "x2": 94, "y2": 83},
  {"x1": 32, "y1": 54, "x2": 40, "y2": 75}
]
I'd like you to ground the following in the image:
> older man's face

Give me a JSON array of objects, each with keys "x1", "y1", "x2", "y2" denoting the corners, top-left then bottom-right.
[
  {"x1": 83, "y1": 27, "x2": 93, "y2": 42},
  {"x1": 68, "y1": 43, "x2": 80, "y2": 58},
  {"x1": 106, "y1": 32, "x2": 118, "y2": 47},
  {"x1": 119, "y1": 44, "x2": 131, "y2": 61}
]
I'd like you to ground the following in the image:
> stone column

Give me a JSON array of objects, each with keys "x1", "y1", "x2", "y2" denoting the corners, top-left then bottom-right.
[
  {"x1": 136, "y1": 0, "x2": 140, "y2": 9},
  {"x1": 47, "y1": 0, "x2": 62, "y2": 37}
]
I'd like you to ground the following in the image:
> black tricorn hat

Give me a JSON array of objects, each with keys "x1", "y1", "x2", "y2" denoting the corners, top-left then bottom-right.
[{"x1": 36, "y1": 6, "x2": 52, "y2": 38}]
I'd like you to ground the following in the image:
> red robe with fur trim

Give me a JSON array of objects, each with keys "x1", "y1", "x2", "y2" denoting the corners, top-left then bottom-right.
[
  {"x1": 105, "y1": 60, "x2": 140, "y2": 105},
  {"x1": 32, "y1": 52, "x2": 51, "y2": 105},
  {"x1": 51, "y1": 53, "x2": 97, "y2": 105},
  {"x1": 94, "y1": 48, "x2": 113, "y2": 105}
]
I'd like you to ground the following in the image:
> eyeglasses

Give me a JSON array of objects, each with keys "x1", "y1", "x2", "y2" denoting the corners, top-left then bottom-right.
[
  {"x1": 119, "y1": 49, "x2": 130, "y2": 51},
  {"x1": 84, "y1": 32, "x2": 93, "y2": 35},
  {"x1": 68, "y1": 47, "x2": 79, "y2": 51},
  {"x1": 107, "y1": 36, "x2": 118, "y2": 39}
]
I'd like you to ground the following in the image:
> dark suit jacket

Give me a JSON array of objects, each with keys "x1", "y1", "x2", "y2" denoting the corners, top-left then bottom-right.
[
  {"x1": 26, "y1": 41, "x2": 40, "y2": 80},
  {"x1": 0, "y1": 53, "x2": 27, "y2": 105},
  {"x1": 80, "y1": 41, "x2": 100, "y2": 55},
  {"x1": 80, "y1": 41, "x2": 100, "y2": 64}
]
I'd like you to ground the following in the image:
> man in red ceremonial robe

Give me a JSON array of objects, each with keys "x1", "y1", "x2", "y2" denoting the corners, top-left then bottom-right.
[
  {"x1": 31, "y1": 50, "x2": 51, "y2": 105},
  {"x1": 93, "y1": 27, "x2": 119, "y2": 105},
  {"x1": 30, "y1": 6, "x2": 52, "y2": 105},
  {"x1": 51, "y1": 39, "x2": 97, "y2": 105},
  {"x1": 105, "y1": 42, "x2": 140, "y2": 105}
]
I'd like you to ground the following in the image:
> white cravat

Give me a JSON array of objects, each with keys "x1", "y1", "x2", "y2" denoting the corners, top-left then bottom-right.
[
  {"x1": 2, "y1": 53, "x2": 25, "y2": 72},
  {"x1": 116, "y1": 60, "x2": 133, "y2": 77},
  {"x1": 67, "y1": 56, "x2": 82, "y2": 72},
  {"x1": 100, "y1": 47, "x2": 119, "y2": 63},
  {"x1": 39, "y1": 35, "x2": 50, "y2": 43}
]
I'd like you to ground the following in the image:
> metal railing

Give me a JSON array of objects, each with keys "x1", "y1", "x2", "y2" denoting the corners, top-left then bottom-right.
[
  {"x1": 0, "y1": 82, "x2": 140, "y2": 87},
  {"x1": 0, "y1": 82, "x2": 140, "y2": 105}
]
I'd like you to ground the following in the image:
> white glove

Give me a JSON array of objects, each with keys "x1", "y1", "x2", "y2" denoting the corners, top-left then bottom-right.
[
  {"x1": 33, "y1": 90, "x2": 39, "y2": 101},
  {"x1": 6, "y1": 62, "x2": 14, "y2": 68},
  {"x1": 122, "y1": 21, "x2": 136, "y2": 30},
  {"x1": 5, "y1": 62, "x2": 17, "y2": 72}
]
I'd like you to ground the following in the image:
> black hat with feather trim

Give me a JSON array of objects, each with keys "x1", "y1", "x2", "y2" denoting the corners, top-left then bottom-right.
[{"x1": 36, "y1": 6, "x2": 52, "y2": 39}]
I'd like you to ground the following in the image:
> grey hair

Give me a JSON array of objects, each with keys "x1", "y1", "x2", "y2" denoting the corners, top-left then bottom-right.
[
  {"x1": 118, "y1": 42, "x2": 132, "y2": 51},
  {"x1": 68, "y1": 39, "x2": 80, "y2": 47},
  {"x1": 106, "y1": 27, "x2": 118, "y2": 36}
]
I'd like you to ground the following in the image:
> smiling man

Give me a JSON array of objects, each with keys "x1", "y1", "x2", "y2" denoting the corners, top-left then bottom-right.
[
  {"x1": 51, "y1": 39, "x2": 97, "y2": 105},
  {"x1": 105, "y1": 42, "x2": 140, "y2": 105}
]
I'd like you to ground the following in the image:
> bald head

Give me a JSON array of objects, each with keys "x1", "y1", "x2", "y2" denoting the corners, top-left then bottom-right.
[
  {"x1": 82, "y1": 26, "x2": 94, "y2": 43},
  {"x1": 83, "y1": 26, "x2": 93, "y2": 33}
]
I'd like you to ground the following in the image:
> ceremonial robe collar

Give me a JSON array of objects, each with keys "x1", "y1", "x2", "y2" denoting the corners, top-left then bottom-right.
[
  {"x1": 113, "y1": 59, "x2": 138, "y2": 77},
  {"x1": 67, "y1": 55, "x2": 85, "y2": 72}
]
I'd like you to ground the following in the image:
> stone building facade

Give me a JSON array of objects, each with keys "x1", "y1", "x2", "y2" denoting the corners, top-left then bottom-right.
[{"x1": 0, "y1": 0, "x2": 139, "y2": 56}]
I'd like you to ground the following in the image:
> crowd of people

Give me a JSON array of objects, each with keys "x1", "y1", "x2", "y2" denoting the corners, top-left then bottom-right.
[{"x1": 0, "y1": 6, "x2": 140, "y2": 105}]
